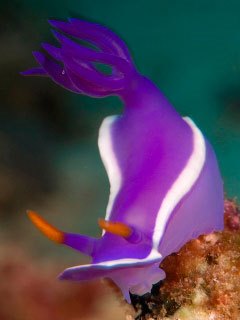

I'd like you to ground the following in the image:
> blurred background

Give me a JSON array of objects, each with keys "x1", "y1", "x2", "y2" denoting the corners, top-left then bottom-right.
[{"x1": 0, "y1": 0, "x2": 240, "y2": 318}]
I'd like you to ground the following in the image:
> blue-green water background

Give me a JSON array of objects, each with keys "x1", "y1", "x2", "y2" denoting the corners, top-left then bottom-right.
[{"x1": 0, "y1": 0, "x2": 239, "y2": 258}]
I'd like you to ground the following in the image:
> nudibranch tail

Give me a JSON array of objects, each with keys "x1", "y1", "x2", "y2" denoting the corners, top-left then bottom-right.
[
  {"x1": 27, "y1": 210, "x2": 96, "y2": 256},
  {"x1": 21, "y1": 18, "x2": 135, "y2": 98}
]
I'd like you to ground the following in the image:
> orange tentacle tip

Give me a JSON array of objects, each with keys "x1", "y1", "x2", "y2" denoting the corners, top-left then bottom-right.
[
  {"x1": 98, "y1": 218, "x2": 132, "y2": 238},
  {"x1": 26, "y1": 210, "x2": 65, "y2": 244}
]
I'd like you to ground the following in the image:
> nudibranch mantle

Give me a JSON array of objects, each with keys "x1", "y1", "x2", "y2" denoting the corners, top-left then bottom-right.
[{"x1": 22, "y1": 18, "x2": 224, "y2": 302}]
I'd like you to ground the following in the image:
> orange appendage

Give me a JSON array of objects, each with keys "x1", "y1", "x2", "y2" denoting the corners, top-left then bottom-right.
[
  {"x1": 98, "y1": 218, "x2": 132, "y2": 238},
  {"x1": 27, "y1": 210, "x2": 64, "y2": 244}
]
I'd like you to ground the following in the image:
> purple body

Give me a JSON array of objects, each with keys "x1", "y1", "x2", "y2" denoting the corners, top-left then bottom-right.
[{"x1": 22, "y1": 18, "x2": 224, "y2": 302}]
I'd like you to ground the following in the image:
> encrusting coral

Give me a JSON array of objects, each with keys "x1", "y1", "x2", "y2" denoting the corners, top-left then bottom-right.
[{"x1": 130, "y1": 199, "x2": 240, "y2": 320}]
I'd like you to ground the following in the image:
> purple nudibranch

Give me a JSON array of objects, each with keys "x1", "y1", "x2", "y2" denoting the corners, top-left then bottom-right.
[{"x1": 22, "y1": 18, "x2": 224, "y2": 302}]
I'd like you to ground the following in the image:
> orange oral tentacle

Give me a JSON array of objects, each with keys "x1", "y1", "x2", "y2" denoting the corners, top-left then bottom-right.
[
  {"x1": 27, "y1": 210, "x2": 65, "y2": 244},
  {"x1": 98, "y1": 218, "x2": 132, "y2": 238}
]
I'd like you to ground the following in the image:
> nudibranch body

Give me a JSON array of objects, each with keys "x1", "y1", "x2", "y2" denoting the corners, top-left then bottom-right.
[{"x1": 22, "y1": 19, "x2": 224, "y2": 302}]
